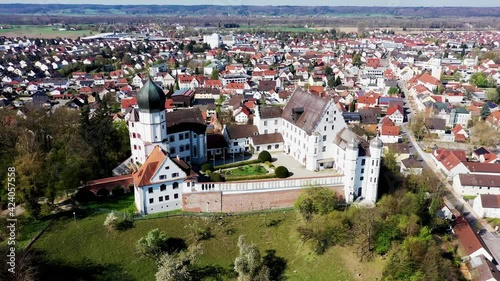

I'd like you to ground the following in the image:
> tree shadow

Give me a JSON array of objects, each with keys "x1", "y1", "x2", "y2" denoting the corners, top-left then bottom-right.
[
  {"x1": 191, "y1": 265, "x2": 236, "y2": 281},
  {"x1": 30, "y1": 249, "x2": 136, "y2": 281},
  {"x1": 263, "y1": 249, "x2": 287, "y2": 281},
  {"x1": 164, "y1": 237, "x2": 187, "y2": 254}
]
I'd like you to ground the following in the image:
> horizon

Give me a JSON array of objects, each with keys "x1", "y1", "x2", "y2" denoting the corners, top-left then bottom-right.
[{"x1": 0, "y1": 1, "x2": 498, "y2": 7}]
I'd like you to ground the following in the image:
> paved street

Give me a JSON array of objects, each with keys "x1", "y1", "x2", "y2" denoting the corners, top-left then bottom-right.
[{"x1": 398, "y1": 79, "x2": 500, "y2": 267}]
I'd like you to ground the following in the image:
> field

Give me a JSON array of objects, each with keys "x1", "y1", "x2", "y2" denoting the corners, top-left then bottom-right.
[
  {"x1": 235, "y1": 25, "x2": 320, "y2": 33},
  {"x1": 31, "y1": 199, "x2": 385, "y2": 281},
  {"x1": 0, "y1": 25, "x2": 92, "y2": 39}
]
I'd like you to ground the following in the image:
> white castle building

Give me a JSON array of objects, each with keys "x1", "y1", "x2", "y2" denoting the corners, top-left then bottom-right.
[{"x1": 129, "y1": 83, "x2": 382, "y2": 214}]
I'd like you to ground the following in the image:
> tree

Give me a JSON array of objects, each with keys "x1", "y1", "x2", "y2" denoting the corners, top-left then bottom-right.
[
  {"x1": 274, "y1": 166, "x2": 289, "y2": 178},
  {"x1": 480, "y1": 103, "x2": 491, "y2": 120},
  {"x1": 325, "y1": 66, "x2": 333, "y2": 76},
  {"x1": 469, "y1": 72, "x2": 490, "y2": 88},
  {"x1": 234, "y1": 235, "x2": 270, "y2": 281},
  {"x1": 486, "y1": 88, "x2": 500, "y2": 103},
  {"x1": 210, "y1": 68, "x2": 219, "y2": 80},
  {"x1": 410, "y1": 113, "x2": 427, "y2": 141},
  {"x1": 294, "y1": 186, "x2": 338, "y2": 221},
  {"x1": 297, "y1": 211, "x2": 348, "y2": 254},
  {"x1": 136, "y1": 229, "x2": 170, "y2": 260},
  {"x1": 388, "y1": 87, "x2": 399, "y2": 96},
  {"x1": 258, "y1": 150, "x2": 272, "y2": 162},
  {"x1": 155, "y1": 245, "x2": 202, "y2": 281}
]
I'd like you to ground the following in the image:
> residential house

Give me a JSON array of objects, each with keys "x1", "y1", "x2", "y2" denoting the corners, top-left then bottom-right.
[
  {"x1": 473, "y1": 194, "x2": 500, "y2": 219},
  {"x1": 452, "y1": 174, "x2": 500, "y2": 196}
]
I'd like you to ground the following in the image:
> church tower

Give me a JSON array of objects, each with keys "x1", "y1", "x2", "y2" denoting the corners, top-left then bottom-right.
[
  {"x1": 128, "y1": 78, "x2": 168, "y2": 164},
  {"x1": 344, "y1": 138, "x2": 358, "y2": 203}
]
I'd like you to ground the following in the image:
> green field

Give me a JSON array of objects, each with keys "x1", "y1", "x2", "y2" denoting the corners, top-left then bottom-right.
[
  {"x1": 31, "y1": 204, "x2": 384, "y2": 280},
  {"x1": 0, "y1": 25, "x2": 92, "y2": 38},
  {"x1": 234, "y1": 25, "x2": 320, "y2": 33}
]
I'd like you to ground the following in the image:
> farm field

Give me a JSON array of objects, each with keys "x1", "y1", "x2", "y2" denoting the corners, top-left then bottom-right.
[{"x1": 0, "y1": 25, "x2": 92, "y2": 39}]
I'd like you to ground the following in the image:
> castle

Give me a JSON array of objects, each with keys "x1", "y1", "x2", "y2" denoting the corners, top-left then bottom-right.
[{"x1": 128, "y1": 78, "x2": 382, "y2": 214}]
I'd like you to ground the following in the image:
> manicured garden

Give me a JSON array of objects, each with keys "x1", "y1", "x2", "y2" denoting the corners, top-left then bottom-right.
[
  {"x1": 222, "y1": 164, "x2": 268, "y2": 177},
  {"x1": 30, "y1": 201, "x2": 384, "y2": 281}
]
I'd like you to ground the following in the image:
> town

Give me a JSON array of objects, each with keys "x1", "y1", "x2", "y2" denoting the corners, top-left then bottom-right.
[{"x1": 1, "y1": 15, "x2": 500, "y2": 281}]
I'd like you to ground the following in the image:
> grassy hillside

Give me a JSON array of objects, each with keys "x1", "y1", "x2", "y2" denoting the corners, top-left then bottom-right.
[{"x1": 32, "y1": 207, "x2": 384, "y2": 280}]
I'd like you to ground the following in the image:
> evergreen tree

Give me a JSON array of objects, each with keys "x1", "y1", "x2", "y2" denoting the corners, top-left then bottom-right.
[{"x1": 480, "y1": 103, "x2": 491, "y2": 120}]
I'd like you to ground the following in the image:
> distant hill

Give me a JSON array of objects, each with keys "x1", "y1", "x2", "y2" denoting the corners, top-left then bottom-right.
[{"x1": 0, "y1": 4, "x2": 499, "y2": 18}]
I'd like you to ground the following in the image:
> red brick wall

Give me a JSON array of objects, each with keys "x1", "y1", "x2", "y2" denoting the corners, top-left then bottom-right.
[{"x1": 182, "y1": 186, "x2": 343, "y2": 213}]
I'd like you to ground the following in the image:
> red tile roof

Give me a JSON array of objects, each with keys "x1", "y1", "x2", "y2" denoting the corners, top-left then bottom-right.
[{"x1": 133, "y1": 146, "x2": 166, "y2": 187}]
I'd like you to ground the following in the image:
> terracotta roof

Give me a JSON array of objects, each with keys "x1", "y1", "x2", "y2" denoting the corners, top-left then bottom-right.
[
  {"x1": 418, "y1": 72, "x2": 441, "y2": 86},
  {"x1": 251, "y1": 133, "x2": 284, "y2": 145},
  {"x1": 121, "y1": 97, "x2": 137, "y2": 109},
  {"x1": 453, "y1": 217, "x2": 488, "y2": 257},
  {"x1": 133, "y1": 146, "x2": 166, "y2": 187},
  {"x1": 380, "y1": 124, "x2": 400, "y2": 136},
  {"x1": 441, "y1": 153, "x2": 464, "y2": 171},
  {"x1": 480, "y1": 194, "x2": 500, "y2": 209},
  {"x1": 387, "y1": 104, "x2": 403, "y2": 115}
]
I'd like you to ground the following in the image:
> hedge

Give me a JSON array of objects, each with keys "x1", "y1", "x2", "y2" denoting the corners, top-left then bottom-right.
[
  {"x1": 224, "y1": 173, "x2": 277, "y2": 182},
  {"x1": 214, "y1": 159, "x2": 261, "y2": 170}
]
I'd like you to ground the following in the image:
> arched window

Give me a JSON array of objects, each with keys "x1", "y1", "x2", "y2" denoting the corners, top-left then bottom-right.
[
  {"x1": 132, "y1": 133, "x2": 136, "y2": 138},
  {"x1": 173, "y1": 182, "x2": 179, "y2": 189}
]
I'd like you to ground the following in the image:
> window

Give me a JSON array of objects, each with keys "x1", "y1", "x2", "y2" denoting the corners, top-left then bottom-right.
[
  {"x1": 132, "y1": 133, "x2": 136, "y2": 138},
  {"x1": 185, "y1": 144, "x2": 190, "y2": 150},
  {"x1": 180, "y1": 146, "x2": 184, "y2": 152},
  {"x1": 159, "y1": 196, "x2": 163, "y2": 202},
  {"x1": 186, "y1": 156, "x2": 190, "y2": 162},
  {"x1": 159, "y1": 175, "x2": 166, "y2": 180},
  {"x1": 314, "y1": 148, "x2": 317, "y2": 154},
  {"x1": 137, "y1": 134, "x2": 141, "y2": 139},
  {"x1": 133, "y1": 145, "x2": 137, "y2": 150},
  {"x1": 322, "y1": 135, "x2": 327, "y2": 141},
  {"x1": 326, "y1": 118, "x2": 329, "y2": 122},
  {"x1": 184, "y1": 132, "x2": 189, "y2": 139},
  {"x1": 360, "y1": 177, "x2": 364, "y2": 181},
  {"x1": 169, "y1": 135, "x2": 175, "y2": 142},
  {"x1": 131, "y1": 123, "x2": 134, "y2": 128},
  {"x1": 256, "y1": 146, "x2": 260, "y2": 151},
  {"x1": 324, "y1": 126, "x2": 326, "y2": 131},
  {"x1": 174, "y1": 193, "x2": 179, "y2": 199},
  {"x1": 233, "y1": 142, "x2": 238, "y2": 146},
  {"x1": 171, "y1": 173, "x2": 179, "y2": 178},
  {"x1": 275, "y1": 144, "x2": 279, "y2": 149},
  {"x1": 275, "y1": 129, "x2": 278, "y2": 133},
  {"x1": 179, "y1": 134, "x2": 184, "y2": 140},
  {"x1": 361, "y1": 159, "x2": 366, "y2": 166},
  {"x1": 361, "y1": 168, "x2": 364, "y2": 173},
  {"x1": 148, "y1": 187, "x2": 153, "y2": 194},
  {"x1": 160, "y1": 184, "x2": 166, "y2": 191},
  {"x1": 173, "y1": 182, "x2": 179, "y2": 189},
  {"x1": 149, "y1": 198, "x2": 154, "y2": 204},
  {"x1": 267, "y1": 145, "x2": 272, "y2": 150},
  {"x1": 170, "y1": 147, "x2": 176, "y2": 154},
  {"x1": 264, "y1": 121, "x2": 268, "y2": 126},
  {"x1": 274, "y1": 120, "x2": 278, "y2": 125},
  {"x1": 332, "y1": 125, "x2": 334, "y2": 130},
  {"x1": 264, "y1": 129, "x2": 268, "y2": 134},
  {"x1": 165, "y1": 166, "x2": 170, "y2": 170},
  {"x1": 322, "y1": 146, "x2": 326, "y2": 152},
  {"x1": 165, "y1": 195, "x2": 170, "y2": 201}
]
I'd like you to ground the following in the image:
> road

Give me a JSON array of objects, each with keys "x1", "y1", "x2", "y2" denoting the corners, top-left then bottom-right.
[{"x1": 397, "y1": 79, "x2": 500, "y2": 266}]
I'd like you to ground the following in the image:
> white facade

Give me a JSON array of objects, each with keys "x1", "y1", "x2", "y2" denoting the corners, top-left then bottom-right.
[
  {"x1": 452, "y1": 174, "x2": 500, "y2": 196},
  {"x1": 473, "y1": 195, "x2": 500, "y2": 218},
  {"x1": 203, "y1": 33, "x2": 221, "y2": 49},
  {"x1": 128, "y1": 109, "x2": 168, "y2": 164}
]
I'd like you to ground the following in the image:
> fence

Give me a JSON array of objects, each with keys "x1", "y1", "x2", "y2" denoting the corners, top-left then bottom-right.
[{"x1": 193, "y1": 175, "x2": 344, "y2": 193}]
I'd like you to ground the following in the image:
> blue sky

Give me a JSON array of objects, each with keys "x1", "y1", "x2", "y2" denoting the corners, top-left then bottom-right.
[{"x1": 0, "y1": 0, "x2": 498, "y2": 6}]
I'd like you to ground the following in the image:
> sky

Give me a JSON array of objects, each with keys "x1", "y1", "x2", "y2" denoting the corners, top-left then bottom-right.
[{"x1": 0, "y1": 0, "x2": 498, "y2": 6}]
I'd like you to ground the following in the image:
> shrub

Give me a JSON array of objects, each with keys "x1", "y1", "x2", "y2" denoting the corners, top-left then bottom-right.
[
  {"x1": 112, "y1": 186, "x2": 125, "y2": 197},
  {"x1": 103, "y1": 211, "x2": 119, "y2": 231},
  {"x1": 224, "y1": 174, "x2": 277, "y2": 181},
  {"x1": 210, "y1": 172, "x2": 224, "y2": 182},
  {"x1": 201, "y1": 163, "x2": 212, "y2": 172},
  {"x1": 214, "y1": 159, "x2": 261, "y2": 170},
  {"x1": 74, "y1": 189, "x2": 95, "y2": 203},
  {"x1": 258, "y1": 150, "x2": 272, "y2": 162},
  {"x1": 275, "y1": 166, "x2": 289, "y2": 178}
]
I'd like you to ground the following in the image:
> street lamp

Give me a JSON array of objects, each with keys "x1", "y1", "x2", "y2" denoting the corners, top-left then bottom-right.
[{"x1": 73, "y1": 211, "x2": 76, "y2": 222}]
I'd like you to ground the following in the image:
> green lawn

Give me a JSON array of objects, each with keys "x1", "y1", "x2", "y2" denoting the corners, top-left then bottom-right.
[
  {"x1": 223, "y1": 165, "x2": 268, "y2": 177},
  {"x1": 32, "y1": 209, "x2": 384, "y2": 280}
]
